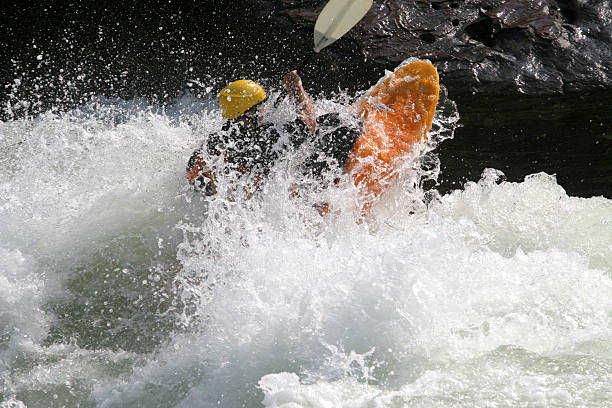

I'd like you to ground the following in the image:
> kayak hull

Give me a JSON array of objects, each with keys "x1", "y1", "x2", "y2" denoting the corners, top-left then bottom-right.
[{"x1": 346, "y1": 60, "x2": 440, "y2": 205}]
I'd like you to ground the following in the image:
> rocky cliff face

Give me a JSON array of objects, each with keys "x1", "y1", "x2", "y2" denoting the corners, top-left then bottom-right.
[{"x1": 279, "y1": 0, "x2": 612, "y2": 97}]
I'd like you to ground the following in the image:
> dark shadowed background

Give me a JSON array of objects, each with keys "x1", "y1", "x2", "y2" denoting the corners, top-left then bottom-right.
[{"x1": 1, "y1": 0, "x2": 610, "y2": 196}]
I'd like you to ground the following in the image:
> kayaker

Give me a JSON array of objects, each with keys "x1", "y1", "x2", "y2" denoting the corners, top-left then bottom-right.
[{"x1": 186, "y1": 70, "x2": 360, "y2": 196}]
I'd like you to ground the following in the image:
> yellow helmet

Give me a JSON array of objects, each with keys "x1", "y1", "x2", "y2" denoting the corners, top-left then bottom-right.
[{"x1": 218, "y1": 80, "x2": 267, "y2": 120}]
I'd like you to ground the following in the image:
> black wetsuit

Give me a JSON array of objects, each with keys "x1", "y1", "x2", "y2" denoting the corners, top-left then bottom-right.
[{"x1": 187, "y1": 113, "x2": 360, "y2": 193}]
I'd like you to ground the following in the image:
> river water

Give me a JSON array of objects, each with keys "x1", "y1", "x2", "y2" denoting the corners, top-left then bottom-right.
[{"x1": 1, "y1": 80, "x2": 611, "y2": 407}]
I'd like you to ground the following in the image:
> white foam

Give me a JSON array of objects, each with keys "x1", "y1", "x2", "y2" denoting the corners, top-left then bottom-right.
[
  {"x1": 0, "y1": 248, "x2": 49, "y2": 352},
  {"x1": 91, "y1": 171, "x2": 612, "y2": 407},
  {"x1": 1, "y1": 91, "x2": 610, "y2": 408}
]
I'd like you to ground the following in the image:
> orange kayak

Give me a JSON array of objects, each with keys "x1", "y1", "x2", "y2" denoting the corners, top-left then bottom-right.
[{"x1": 345, "y1": 60, "x2": 440, "y2": 207}]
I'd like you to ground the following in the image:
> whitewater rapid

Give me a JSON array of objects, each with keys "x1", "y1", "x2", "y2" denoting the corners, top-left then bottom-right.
[{"x1": 0, "y1": 91, "x2": 611, "y2": 408}]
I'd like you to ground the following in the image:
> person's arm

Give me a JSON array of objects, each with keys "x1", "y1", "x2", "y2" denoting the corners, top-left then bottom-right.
[{"x1": 282, "y1": 70, "x2": 317, "y2": 133}]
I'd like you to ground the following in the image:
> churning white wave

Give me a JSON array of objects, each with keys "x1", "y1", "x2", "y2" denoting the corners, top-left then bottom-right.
[{"x1": 0, "y1": 88, "x2": 610, "y2": 408}]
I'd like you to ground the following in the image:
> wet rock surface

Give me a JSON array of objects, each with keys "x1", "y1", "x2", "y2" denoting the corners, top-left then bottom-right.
[
  {"x1": 280, "y1": 0, "x2": 612, "y2": 96},
  {"x1": 1, "y1": 0, "x2": 610, "y2": 196}
]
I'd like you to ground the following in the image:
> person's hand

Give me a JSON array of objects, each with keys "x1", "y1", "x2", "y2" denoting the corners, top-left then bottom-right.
[{"x1": 282, "y1": 70, "x2": 303, "y2": 93}]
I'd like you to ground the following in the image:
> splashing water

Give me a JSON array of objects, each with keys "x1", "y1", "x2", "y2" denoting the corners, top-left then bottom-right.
[{"x1": 0, "y1": 82, "x2": 610, "y2": 408}]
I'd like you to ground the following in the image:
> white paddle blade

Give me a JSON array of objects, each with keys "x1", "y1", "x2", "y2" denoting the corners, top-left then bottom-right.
[{"x1": 313, "y1": 0, "x2": 373, "y2": 53}]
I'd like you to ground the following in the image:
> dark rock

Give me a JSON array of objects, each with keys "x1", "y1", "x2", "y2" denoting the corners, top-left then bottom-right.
[{"x1": 279, "y1": 0, "x2": 612, "y2": 98}]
